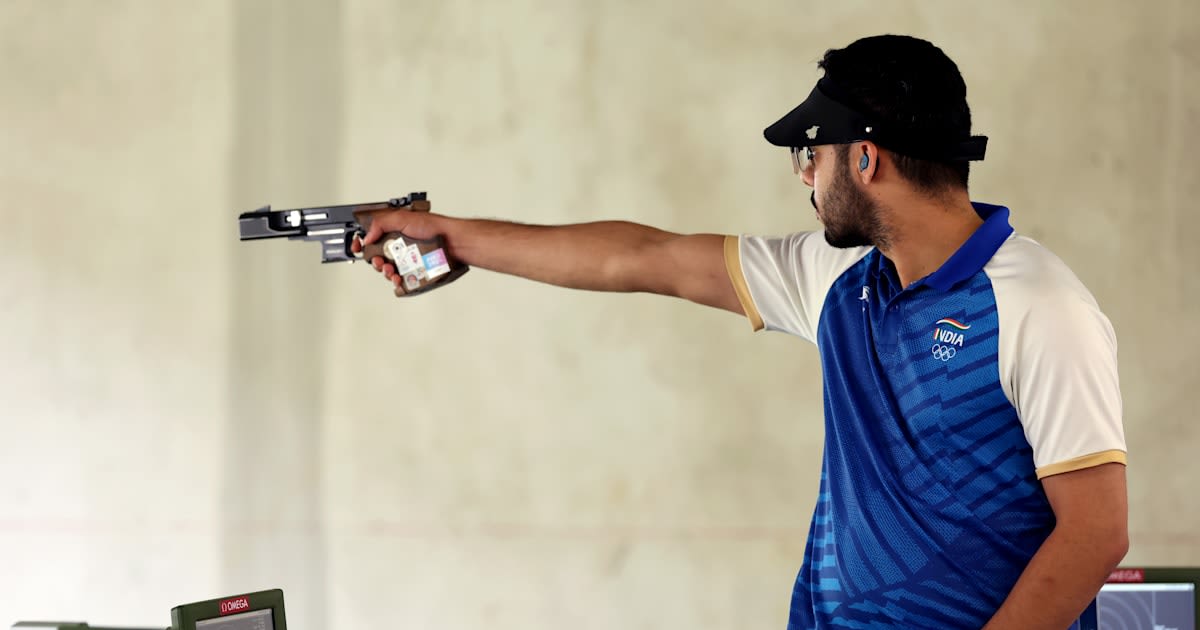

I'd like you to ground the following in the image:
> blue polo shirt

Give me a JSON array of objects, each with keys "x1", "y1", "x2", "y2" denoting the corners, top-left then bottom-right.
[{"x1": 725, "y1": 203, "x2": 1126, "y2": 629}]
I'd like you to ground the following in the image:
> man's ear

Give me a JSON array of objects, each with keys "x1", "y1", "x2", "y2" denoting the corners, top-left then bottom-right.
[{"x1": 857, "y1": 141, "x2": 880, "y2": 183}]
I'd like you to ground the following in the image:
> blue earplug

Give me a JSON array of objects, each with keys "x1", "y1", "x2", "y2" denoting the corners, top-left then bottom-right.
[{"x1": 859, "y1": 154, "x2": 870, "y2": 172}]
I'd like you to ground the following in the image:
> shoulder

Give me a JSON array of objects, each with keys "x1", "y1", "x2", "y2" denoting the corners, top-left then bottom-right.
[
  {"x1": 984, "y1": 233, "x2": 1102, "y2": 312},
  {"x1": 986, "y1": 232, "x2": 1119, "y2": 396},
  {"x1": 730, "y1": 231, "x2": 872, "y2": 339},
  {"x1": 736, "y1": 231, "x2": 873, "y2": 279}
]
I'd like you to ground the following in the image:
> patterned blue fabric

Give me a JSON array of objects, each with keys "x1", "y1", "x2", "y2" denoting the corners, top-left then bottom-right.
[{"x1": 788, "y1": 205, "x2": 1055, "y2": 629}]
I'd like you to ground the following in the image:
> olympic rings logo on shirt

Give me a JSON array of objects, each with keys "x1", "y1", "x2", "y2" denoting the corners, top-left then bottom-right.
[{"x1": 931, "y1": 344, "x2": 957, "y2": 361}]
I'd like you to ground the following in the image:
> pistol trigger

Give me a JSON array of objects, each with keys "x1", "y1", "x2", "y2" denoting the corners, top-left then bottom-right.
[{"x1": 346, "y1": 230, "x2": 363, "y2": 261}]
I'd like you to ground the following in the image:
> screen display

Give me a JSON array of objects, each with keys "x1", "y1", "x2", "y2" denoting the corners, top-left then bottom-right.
[
  {"x1": 195, "y1": 608, "x2": 274, "y2": 630},
  {"x1": 1098, "y1": 582, "x2": 1195, "y2": 630}
]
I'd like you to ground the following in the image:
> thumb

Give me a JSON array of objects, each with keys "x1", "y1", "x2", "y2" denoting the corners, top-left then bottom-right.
[
  {"x1": 362, "y1": 221, "x2": 385, "y2": 246},
  {"x1": 361, "y1": 213, "x2": 406, "y2": 245}
]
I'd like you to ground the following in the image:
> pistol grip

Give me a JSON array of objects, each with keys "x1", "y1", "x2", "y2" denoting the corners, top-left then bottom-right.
[
  {"x1": 369, "y1": 232, "x2": 469, "y2": 297},
  {"x1": 353, "y1": 197, "x2": 469, "y2": 298}
]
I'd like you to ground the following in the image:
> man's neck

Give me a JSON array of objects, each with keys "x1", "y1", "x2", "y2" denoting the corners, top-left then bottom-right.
[{"x1": 875, "y1": 188, "x2": 982, "y2": 289}]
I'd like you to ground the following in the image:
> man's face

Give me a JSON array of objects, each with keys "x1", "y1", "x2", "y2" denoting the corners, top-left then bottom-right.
[{"x1": 806, "y1": 145, "x2": 884, "y2": 249}]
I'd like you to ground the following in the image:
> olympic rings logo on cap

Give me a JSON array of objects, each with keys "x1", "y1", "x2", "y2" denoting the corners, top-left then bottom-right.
[{"x1": 931, "y1": 344, "x2": 957, "y2": 361}]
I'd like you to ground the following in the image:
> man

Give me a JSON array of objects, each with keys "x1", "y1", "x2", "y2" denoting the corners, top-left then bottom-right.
[{"x1": 355, "y1": 34, "x2": 1128, "y2": 629}]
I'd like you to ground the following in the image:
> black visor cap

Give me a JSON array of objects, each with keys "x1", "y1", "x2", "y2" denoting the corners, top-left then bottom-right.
[{"x1": 763, "y1": 78, "x2": 988, "y2": 161}]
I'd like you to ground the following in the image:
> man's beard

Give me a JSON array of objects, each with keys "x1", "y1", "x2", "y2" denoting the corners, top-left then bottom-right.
[{"x1": 813, "y1": 157, "x2": 889, "y2": 249}]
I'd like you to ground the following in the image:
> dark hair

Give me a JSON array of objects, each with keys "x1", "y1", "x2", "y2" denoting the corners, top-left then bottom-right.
[{"x1": 818, "y1": 35, "x2": 973, "y2": 193}]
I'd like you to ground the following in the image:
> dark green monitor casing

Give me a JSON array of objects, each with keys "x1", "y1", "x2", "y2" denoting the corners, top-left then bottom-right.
[{"x1": 169, "y1": 589, "x2": 285, "y2": 630}]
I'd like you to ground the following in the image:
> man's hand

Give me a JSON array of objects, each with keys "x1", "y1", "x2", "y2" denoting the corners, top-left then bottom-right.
[
  {"x1": 983, "y1": 462, "x2": 1129, "y2": 629},
  {"x1": 351, "y1": 210, "x2": 448, "y2": 290}
]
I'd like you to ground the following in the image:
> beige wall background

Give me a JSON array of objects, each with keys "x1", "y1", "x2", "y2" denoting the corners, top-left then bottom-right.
[{"x1": 2, "y1": 1, "x2": 1197, "y2": 628}]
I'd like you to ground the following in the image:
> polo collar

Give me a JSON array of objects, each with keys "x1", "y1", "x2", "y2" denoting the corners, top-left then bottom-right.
[
  {"x1": 874, "y1": 202, "x2": 1014, "y2": 294},
  {"x1": 920, "y1": 202, "x2": 1013, "y2": 291}
]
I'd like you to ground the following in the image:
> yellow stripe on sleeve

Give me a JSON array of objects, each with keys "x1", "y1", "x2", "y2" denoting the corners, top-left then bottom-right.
[
  {"x1": 724, "y1": 235, "x2": 764, "y2": 332},
  {"x1": 1036, "y1": 449, "x2": 1127, "y2": 479}
]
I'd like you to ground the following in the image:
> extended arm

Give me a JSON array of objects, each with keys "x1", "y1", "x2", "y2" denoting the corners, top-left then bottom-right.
[{"x1": 356, "y1": 212, "x2": 745, "y2": 315}]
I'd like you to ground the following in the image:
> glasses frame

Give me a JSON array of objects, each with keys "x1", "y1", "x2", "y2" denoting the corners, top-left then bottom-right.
[{"x1": 790, "y1": 146, "x2": 816, "y2": 174}]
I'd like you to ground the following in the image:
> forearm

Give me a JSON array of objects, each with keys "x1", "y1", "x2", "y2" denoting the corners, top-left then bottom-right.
[
  {"x1": 983, "y1": 526, "x2": 1127, "y2": 629},
  {"x1": 437, "y1": 216, "x2": 677, "y2": 292}
]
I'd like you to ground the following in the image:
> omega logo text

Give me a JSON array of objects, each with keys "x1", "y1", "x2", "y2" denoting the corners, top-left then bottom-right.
[{"x1": 220, "y1": 597, "x2": 250, "y2": 615}]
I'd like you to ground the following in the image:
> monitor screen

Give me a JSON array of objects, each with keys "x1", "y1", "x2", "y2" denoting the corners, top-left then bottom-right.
[
  {"x1": 195, "y1": 609, "x2": 275, "y2": 630},
  {"x1": 1093, "y1": 568, "x2": 1200, "y2": 630},
  {"x1": 1098, "y1": 582, "x2": 1195, "y2": 630}
]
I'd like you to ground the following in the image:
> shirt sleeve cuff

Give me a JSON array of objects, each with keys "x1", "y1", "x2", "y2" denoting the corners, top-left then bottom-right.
[
  {"x1": 724, "y1": 235, "x2": 764, "y2": 332},
  {"x1": 1035, "y1": 449, "x2": 1127, "y2": 479}
]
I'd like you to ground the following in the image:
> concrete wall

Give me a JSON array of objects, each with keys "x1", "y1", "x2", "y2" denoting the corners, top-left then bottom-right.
[{"x1": 2, "y1": 1, "x2": 1196, "y2": 628}]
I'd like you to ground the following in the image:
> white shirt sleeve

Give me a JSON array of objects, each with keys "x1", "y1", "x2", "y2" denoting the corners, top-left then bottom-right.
[
  {"x1": 723, "y1": 232, "x2": 871, "y2": 343},
  {"x1": 988, "y1": 235, "x2": 1127, "y2": 479}
]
